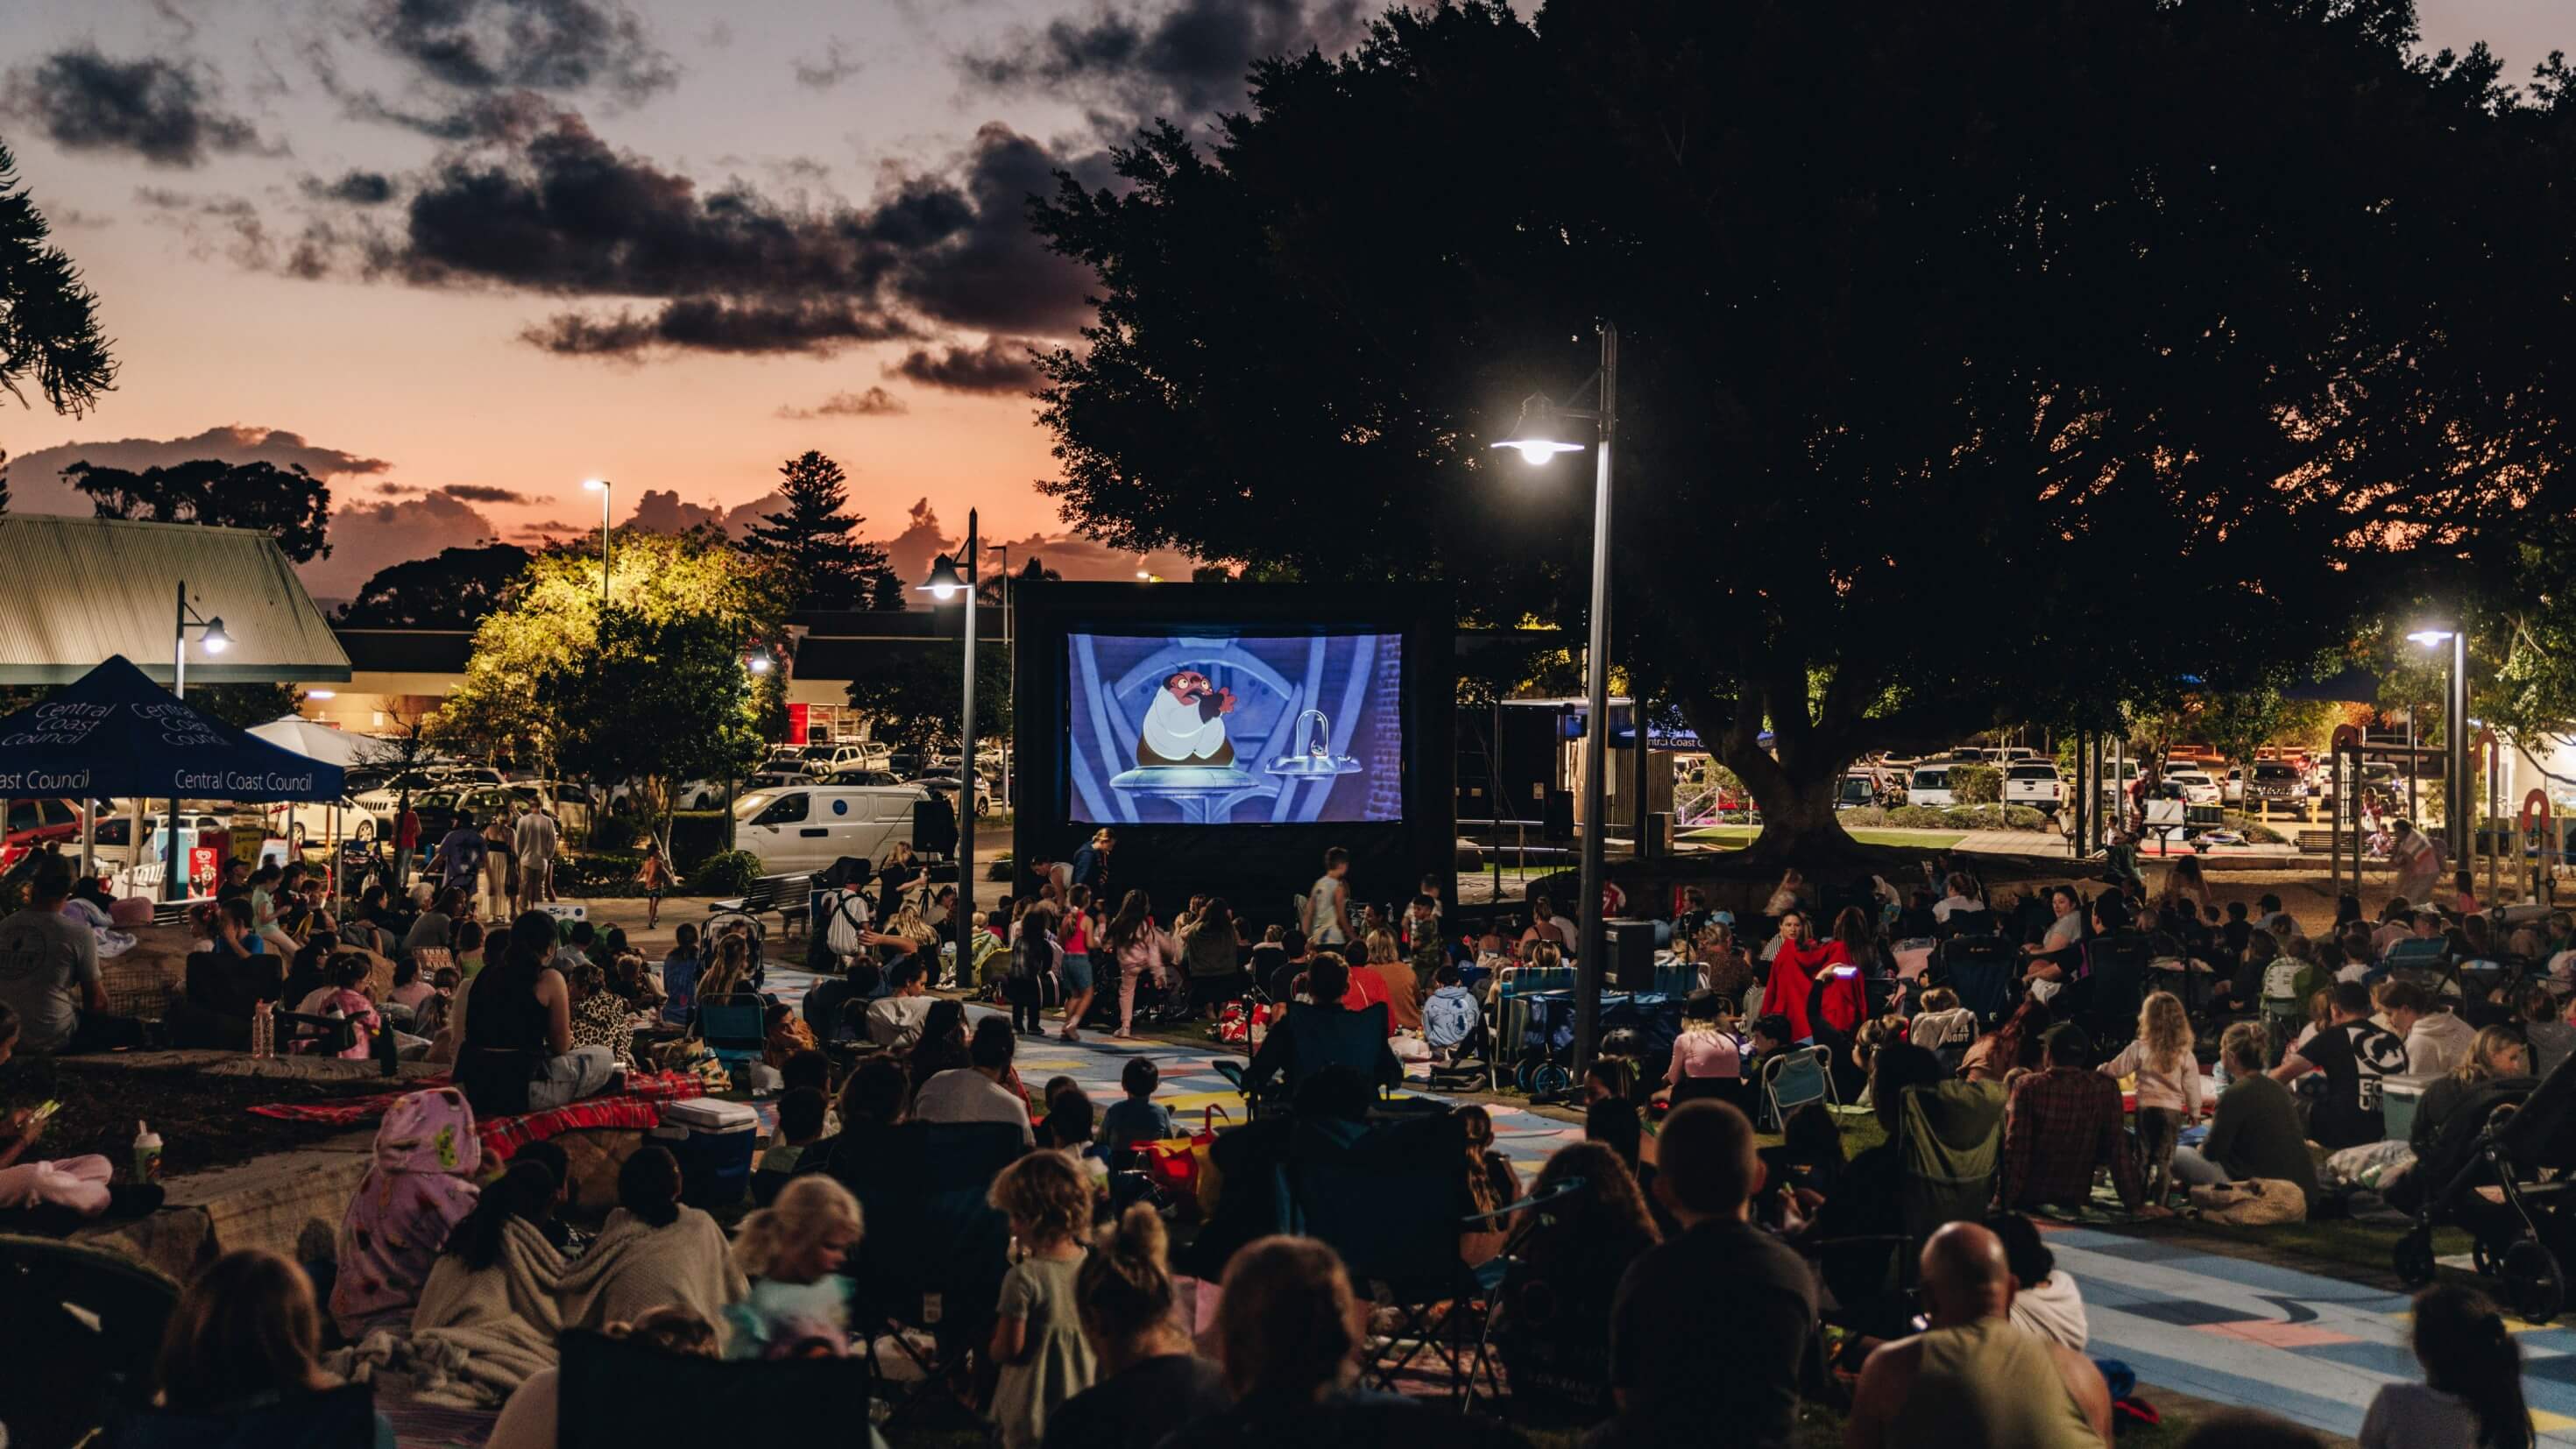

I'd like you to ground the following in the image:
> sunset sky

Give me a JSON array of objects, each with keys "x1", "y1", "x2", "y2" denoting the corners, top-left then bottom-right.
[{"x1": 3, "y1": 0, "x2": 2565, "y2": 600}]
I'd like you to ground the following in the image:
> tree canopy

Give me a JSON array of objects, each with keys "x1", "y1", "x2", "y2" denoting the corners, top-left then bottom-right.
[
  {"x1": 336, "y1": 544, "x2": 533, "y2": 630},
  {"x1": 741, "y1": 449, "x2": 902, "y2": 611},
  {"x1": 67, "y1": 457, "x2": 332, "y2": 563},
  {"x1": 1031, "y1": 0, "x2": 2576, "y2": 854},
  {"x1": 0, "y1": 139, "x2": 115, "y2": 423}
]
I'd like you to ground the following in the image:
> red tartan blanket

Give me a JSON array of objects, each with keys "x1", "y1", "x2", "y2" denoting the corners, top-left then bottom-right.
[{"x1": 249, "y1": 1071, "x2": 707, "y2": 1164}]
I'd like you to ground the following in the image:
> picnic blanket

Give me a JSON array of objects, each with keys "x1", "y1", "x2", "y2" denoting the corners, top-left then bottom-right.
[
  {"x1": 340, "y1": 1217, "x2": 563, "y2": 1409},
  {"x1": 252, "y1": 1071, "x2": 707, "y2": 1163}
]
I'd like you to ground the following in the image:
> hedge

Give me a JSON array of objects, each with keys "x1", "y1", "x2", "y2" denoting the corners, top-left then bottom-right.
[{"x1": 1950, "y1": 763, "x2": 2004, "y2": 805}]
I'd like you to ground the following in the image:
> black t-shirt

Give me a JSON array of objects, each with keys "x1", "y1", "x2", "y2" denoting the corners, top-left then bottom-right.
[
  {"x1": 1605, "y1": 1218, "x2": 1815, "y2": 1447},
  {"x1": 2298, "y1": 1019, "x2": 2411, "y2": 1149},
  {"x1": 1044, "y1": 1354, "x2": 1229, "y2": 1449}
]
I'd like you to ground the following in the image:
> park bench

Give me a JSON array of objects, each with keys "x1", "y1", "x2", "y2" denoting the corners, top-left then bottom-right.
[
  {"x1": 710, "y1": 873, "x2": 813, "y2": 941},
  {"x1": 2296, "y1": 829, "x2": 2337, "y2": 854}
]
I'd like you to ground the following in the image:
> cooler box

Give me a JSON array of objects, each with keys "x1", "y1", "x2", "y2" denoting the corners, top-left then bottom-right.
[{"x1": 652, "y1": 1097, "x2": 759, "y2": 1208}]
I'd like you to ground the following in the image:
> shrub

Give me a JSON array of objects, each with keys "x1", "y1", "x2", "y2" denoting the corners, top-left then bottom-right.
[
  {"x1": 1950, "y1": 763, "x2": 2003, "y2": 804},
  {"x1": 1887, "y1": 805, "x2": 1950, "y2": 829},
  {"x1": 559, "y1": 851, "x2": 642, "y2": 897},
  {"x1": 1838, "y1": 806, "x2": 1890, "y2": 827},
  {"x1": 2003, "y1": 805, "x2": 2048, "y2": 831},
  {"x1": 690, "y1": 850, "x2": 763, "y2": 897},
  {"x1": 589, "y1": 814, "x2": 640, "y2": 852}
]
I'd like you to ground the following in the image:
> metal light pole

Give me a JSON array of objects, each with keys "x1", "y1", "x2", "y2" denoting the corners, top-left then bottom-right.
[
  {"x1": 918, "y1": 514, "x2": 980, "y2": 971},
  {"x1": 168, "y1": 581, "x2": 230, "y2": 901},
  {"x1": 2410, "y1": 626, "x2": 2472, "y2": 866},
  {"x1": 990, "y1": 541, "x2": 1013, "y2": 809},
  {"x1": 1492, "y1": 321, "x2": 1618, "y2": 1078},
  {"x1": 582, "y1": 479, "x2": 612, "y2": 605}
]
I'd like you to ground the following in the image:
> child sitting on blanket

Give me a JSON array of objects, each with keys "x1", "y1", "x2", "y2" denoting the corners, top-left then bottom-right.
[{"x1": 0, "y1": 1002, "x2": 144, "y2": 1219}]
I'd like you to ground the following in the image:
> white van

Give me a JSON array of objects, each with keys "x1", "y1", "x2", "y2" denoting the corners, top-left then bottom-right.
[
  {"x1": 1908, "y1": 766, "x2": 1957, "y2": 808},
  {"x1": 731, "y1": 783, "x2": 933, "y2": 875}
]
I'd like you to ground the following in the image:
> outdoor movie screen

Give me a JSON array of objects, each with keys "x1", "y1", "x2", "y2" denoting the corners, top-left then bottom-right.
[{"x1": 1064, "y1": 632, "x2": 1404, "y2": 825}]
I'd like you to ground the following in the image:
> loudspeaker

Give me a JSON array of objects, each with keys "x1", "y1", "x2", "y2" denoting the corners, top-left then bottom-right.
[
  {"x1": 1606, "y1": 916, "x2": 1659, "y2": 992},
  {"x1": 912, "y1": 796, "x2": 959, "y2": 857},
  {"x1": 1542, "y1": 786, "x2": 1575, "y2": 843}
]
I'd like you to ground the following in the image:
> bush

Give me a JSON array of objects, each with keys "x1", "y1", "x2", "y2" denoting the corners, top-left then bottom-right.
[
  {"x1": 2004, "y1": 805, "x2": 2048, "y2": 831},
  {"x1": 669, "y1": 810, "x2": 732, "y2": 872},
  {"x1": 2221, "y1": 811, "x2": 2288, "y2": 845},
  {"x1": 1950, "y1": 763, "x2": 2003, "y2": 804},
  {"x1": 1887, "y1": 805, "x2": 1950, "y2": 829},
  {"x1": 589, "y1": 814, "x2": 641, "y2": 852},
  {"x1": 1838, "y1": 806, "x2": 1890, "y2": 827},
  {"x1": 559, "y1": 851, "x2": 642, "y2": 898},
  {"x1": 690, "y1": 850, "x2": 763, "y2": 897}
]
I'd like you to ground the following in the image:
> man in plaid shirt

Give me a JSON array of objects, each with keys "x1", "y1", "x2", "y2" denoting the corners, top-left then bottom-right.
[{"x1": 2002, "y1": 1023, "x2": 2142, "y2": 1212}]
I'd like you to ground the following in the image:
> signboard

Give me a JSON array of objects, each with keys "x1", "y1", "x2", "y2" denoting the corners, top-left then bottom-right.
[
  {"x1": 786, "y1": 703, "x2": 810, "y2": 746},
  {"x1": 189, "y1": 846, "x2": 218, "y2": 894}
]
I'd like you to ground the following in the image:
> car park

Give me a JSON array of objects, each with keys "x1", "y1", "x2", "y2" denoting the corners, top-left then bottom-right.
[
  {"x1": 1907, "y1": 765, "x2": 1958, "y2": 808},
  {"x1": 2164, "y1": 769, "x2": 2222, "y2": 806},
  {"x1": 2000, "y1": 762, "x2": 2064, "y2": 809},
  {"x1": 2240, "y1": 760, "x2": 2309, "y2": 817}
]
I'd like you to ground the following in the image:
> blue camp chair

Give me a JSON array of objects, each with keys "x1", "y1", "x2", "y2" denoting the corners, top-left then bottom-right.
[
  {"x1": 1760, "y1": 1045, "x2": 1834, "y2": 1131},
  {"x1": 1215, "y1": 1001, "x2": 1398, "y2": 1114},
  {"x1": 1286, "y1": 1111, "x2": 1497, "y2": 1400},
  {"x1": 697, "y1": 992, "x2": 768, "y2": 1084},
  {"x1": 1934, "y1": 935, "x2": 2020, "y2": 1023}
]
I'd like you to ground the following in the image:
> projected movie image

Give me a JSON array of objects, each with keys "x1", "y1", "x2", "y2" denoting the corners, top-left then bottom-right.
[{"x1": 1065, "y1": 633, "x2": 1404, "y2": 824}]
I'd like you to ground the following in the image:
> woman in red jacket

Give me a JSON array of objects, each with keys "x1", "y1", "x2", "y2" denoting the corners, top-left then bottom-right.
[{"x1": 1766, "y1": 911, "x2": 1837, "y2": 1043}]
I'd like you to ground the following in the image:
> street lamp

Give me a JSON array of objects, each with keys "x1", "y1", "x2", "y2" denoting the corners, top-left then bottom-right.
[
  {"x1": 989, "y1": 541, "x2": 1014, "y2": 809},
  {"x1": 167, "y1": 582, "x2": 230, "y2": 901},
  {"x1": 726, "y1": 648, "x2": 775, "y2": 850},
  {"x1": 2410, "y1": 624, "x2": 2472, "y2": 864},
  {"x1": 917, "y1": 511, "x2": 980, "y2": 976},
  {"x1": 582, "y1": 479, "x2": 612, "y2": 605},
  {"x1": 1490, "y1": 321, "x2": 1619, "y2": 1077}
]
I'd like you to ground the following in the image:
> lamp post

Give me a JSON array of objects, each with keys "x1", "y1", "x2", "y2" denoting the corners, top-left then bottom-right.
[
  {"x1": 2408, "y1": 626, "x2": 2471, "y2": 865},
  {"x1": 989, "y1": 541, "x2": 1013, "y2": 810},
  {"x1": 582, "y1": 479, "x2": 612, "y2": 606},
  {"x1": 1491, "y1": 321, "x2": 1617, "y2": 1078},
  {"x1": 168, "y1": 581, "x2": 230, "y2": 901},
  {"x1": 730, "y1": 648, "x2": 774, "y2": 852},
  {"x1": 918, "y1": 511, "x2": 980, "y2": 974}
]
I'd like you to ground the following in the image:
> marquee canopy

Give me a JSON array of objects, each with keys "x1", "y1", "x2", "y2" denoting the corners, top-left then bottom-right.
[{"x1": 0, "y1": 655, "x2": 344, "y2": 802}]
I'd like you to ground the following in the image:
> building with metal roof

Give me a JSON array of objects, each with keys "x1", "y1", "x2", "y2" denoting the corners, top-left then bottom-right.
[{"x1": 0, "y1": 516, "x2": 351, "y2": 686}]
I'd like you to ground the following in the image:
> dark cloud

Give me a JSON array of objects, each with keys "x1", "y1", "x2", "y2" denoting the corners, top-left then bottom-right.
[
  {"x1": 961, "y1": 0, "x2": 1365, "y2": 131},
  {"x1": 776, "y1": 386, "x2": 907, "y2": 420},
  {"x1": 793, "y1": 40, "x2": 862, "y2": 90},
  {"x1": 319, "y1": 113, "x2": 1100, "y2": 357},
  {"x1": 888, "y1": 336, "x2": 1046, "y2": 395},
  {"x1": 329, "y1": 85, "x2": 563, "y2": 145},
  {"x1": 864, "y1": 498, "x2": 1194, "y2": 599},
  {"x1": 301, "y1": 169, "x2": 398, "y2": 205},
  {"x1": 369, "y1": 0, "x2": 676, "y2": 102},
  {"x1": 521, "y1": 300, "x2": 913, "y2": 359},
  {"x1": 0, "y1": 425, "x2": 391, "y2": 515},
  {"x1": 132, "y1": 187, "x2": 337, "y2": 279},
  {"x1": 1, "y1": 48, "x2": 277, "y2": 167},
  {"x1": 439, "y1": 484, "x2": 528, "y2": 504},
  {"x1": 619, "y1": 488, "x2": 781, "y2": 537}
]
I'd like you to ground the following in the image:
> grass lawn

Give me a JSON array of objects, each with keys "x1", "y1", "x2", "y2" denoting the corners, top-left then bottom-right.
[{"x1": 1681, "y1": 823, "x2": 1970, "y2": 849}]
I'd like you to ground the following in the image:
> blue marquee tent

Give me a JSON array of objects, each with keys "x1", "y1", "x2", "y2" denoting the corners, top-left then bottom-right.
[{"x1": 0, "y1": 654, "x2": 343, "y2": 802}]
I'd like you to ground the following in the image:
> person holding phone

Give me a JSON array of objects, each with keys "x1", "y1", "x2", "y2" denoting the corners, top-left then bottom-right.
[{"x1": 0, "y1": 1001, "x2": 138, "y2": 1217}]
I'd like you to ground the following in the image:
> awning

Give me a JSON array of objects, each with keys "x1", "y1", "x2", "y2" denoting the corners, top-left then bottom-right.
[
  {"x1": 0, "y1": 516, "x2": 350, "y2": 685},
  {"x1": 0, "y1": 655, "x2": 343, "y2": 801},
  {"x1": 245, "y1": 715, "x2": 393, "y2": 771}
]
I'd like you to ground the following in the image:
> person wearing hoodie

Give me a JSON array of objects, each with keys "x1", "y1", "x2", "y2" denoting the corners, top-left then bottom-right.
[
  {"x1": 329, "y1": 1087, "x2": 484, "y2": 1341},
  {"x1": 1422, "y1": 962, "x2": 1480, "y2": 1058},
  {"x1": 555, "y1": 1146, "x2": 747, "y2": 1334}
]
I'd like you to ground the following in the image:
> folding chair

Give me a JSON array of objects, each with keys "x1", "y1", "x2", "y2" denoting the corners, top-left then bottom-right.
[
  {"x1": 556, "y1": 1329, "x2": 878, "y2": 1449},
  {"x1": 697, "y1": 992, "x2": 769, "y2": 1085},
  {"x1": 1933, "y1": 936, "x2": 2020, "y2": 1023},
  {"x1": 1287, "y1": 1111, "x2": 1497, "y2": 1401},
  {"x1": 1, "y1": 1233, "x2": 178, "y2": 1448},
  {"x1": 1214, "y1": 1000, "x2": 1397, "y2": 1117},
  {"x1": 1803, "y1": 1078, "x2": 2006, "y2": 1340},
  {"x1": 1759, "y1": 1044, "x2": 1833, "y2": 1131}
]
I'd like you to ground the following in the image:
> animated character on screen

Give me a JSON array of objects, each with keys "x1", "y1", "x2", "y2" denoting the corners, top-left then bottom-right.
[{"x1": 1138, "y1": 669, "x2": 1237, "y2": 767}]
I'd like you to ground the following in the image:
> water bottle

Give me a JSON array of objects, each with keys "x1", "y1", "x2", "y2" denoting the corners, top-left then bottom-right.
[
  {"x1": 132, "y1": 1121, "x2": 163, "y2": 1184},
  {"x1": 251, "y1": 1000, "x2": 273, "y2": 1059}
]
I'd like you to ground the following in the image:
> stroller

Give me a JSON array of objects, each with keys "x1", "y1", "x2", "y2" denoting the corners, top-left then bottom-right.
[{"x1": 2395, "y1": 1051, "x2": 2576, "y2": 1322}]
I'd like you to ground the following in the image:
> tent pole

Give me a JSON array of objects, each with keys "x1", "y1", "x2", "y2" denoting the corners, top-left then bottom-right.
[{"x1": 78, "y1": 799, "x2": 93, "y2": 882}]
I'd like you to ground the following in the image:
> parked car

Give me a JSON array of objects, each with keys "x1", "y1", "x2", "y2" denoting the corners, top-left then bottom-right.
[
  {"x1": 2164, "y1": 769, "x2": 2222, "y2": 807},
  {"x1": 909, "y1": 774, "x2": 995, "y2": 816},
  {"x1": 1907, "y1": 766, "x2": 1958, "y2": 808},
  {"x1": 2000, "y1": 762, "x2": 2064, "y2": 809},
  {"x1": 2240, "y1": 760, "x2": 2309, "y2": 818},
  {"x1": 1835, "y1": 773, "x2": 1881, "y2": 811},
  {"x1": 262, "y1": 796, "x2": 377, "y2": 848},
  {"x1": 0, "y1": 797, "x2": 91, "y2": 866},
  {"x1": 732, "y1": 781, "x2": 933, "y2": 875}
]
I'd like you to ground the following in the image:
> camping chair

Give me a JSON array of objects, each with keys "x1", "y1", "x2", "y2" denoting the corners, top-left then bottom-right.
[
  {"x1": 1214, "y1": 1000, "x2": 1396, "y2": 1117},
  {"x1": 556, "y1": 1329, "x2": 878, "y2": 1449},
  {"x1": 1286, "y1": 1111, "x2": 1497, "y2": 1401},
  {"x1": 1936, "y1": 906, "x2": 1994, "y2": 940},
  {"x1": 1932, "y1": 935, "x2": 2020, "y2": 1023},
  {"x1": 0, "y1": 1233, "x2": 179, "y2": 1448},
  {"x1": 110, "y1": 1383, "x2": 382, "y2": 1449},
  {"x1": 2073, "y1": 933, "x2": 2150, "y2": 1049},
  {"x1": 834, "y1": 1120, "x2": 1022, "y2": 1420},
  {"x1": 1471, "y1": 1173, "x2": 1599, "y2": 1421},
  {"x1": 697, "y1": 992, "x2": 769, "y2": 1084},
  {"x1": 1759, "y1": 1045, "x2": 1834, "y2": 1131},
  {"x1": 1805, "y1": 1078, "x2": 2007, "y2": 1339}
]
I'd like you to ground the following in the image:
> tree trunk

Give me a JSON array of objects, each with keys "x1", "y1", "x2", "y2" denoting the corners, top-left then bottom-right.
[{"x1": 1681, "y1": 693, "x2": 1864, "y2": 861}]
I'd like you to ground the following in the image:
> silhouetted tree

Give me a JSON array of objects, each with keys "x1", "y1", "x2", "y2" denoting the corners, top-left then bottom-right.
[
  {"x1": 1033, "y1": 0, "x2": 2576, "y2": 857},
  {"x1": 0, "y1": 139, "x2": 115, "y2": 421},
  {"x1": 336, "y1": 544, "x2": 532, "y2": 630},
  {"x1": 741, "y1": 449, "x2": 901, "y2": 611},
  {"x1": 66, "y1": 457, "x2": 331, "y2": 562}
]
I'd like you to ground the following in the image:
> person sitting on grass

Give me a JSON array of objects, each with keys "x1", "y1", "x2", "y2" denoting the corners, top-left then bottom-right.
[
  {"x1": 1660, "y1": 988, "x2": 1744, "y2": 1110},
  {"x1": 458, "y1": 912, "x2": 619, "y2": 1116},
  {"x1": 556, "y1": 1146, "x2": 746, "y2": 1333},
  {"x1": 2272, "y1": 979, "x2": 2412, "y2": 1150},
  {"x1": 151, "y1": 1249, "x2": 399, "y2": 1448},
  {"x1": 2361, "y1": 1283, "x2": 2533, "y2": 1449},
  {"x1": 567, "y1": 960, "x2": 636, "y2": 1068},
  {"x1": 0, "y1": 1001, "x2": 139, "y2": 1220},
  {"x1": 799, "y1": 1056, "x2": 911, "y2": 1193},
  {"x1": 658, "y1": 923, "x2": 703, "y2": 1026},
  {"x1": 726, "y1": 1175, "x2": 866, "y2": 1360},
  {"x1": 1844, "y1": 1221, "x2": 2112, "y2": 1449},
  {"x1": 2169, "y1": 1023, "x2": 2318, "y2": 1208},
  {"x1": 1988, "y1": 1211, "x2": 2088, "y2": 1352},
  {"x1": 2000, "y1": 1024, "x2": 2142, "y2": 1214},
  {"x1": 1423, "y1": 962, "x2": 1482, "y2": 1060},
  {"x1": 915, "y1": 1016, "x2": 1037, "y2": 1146},
  {"x1": 760, "y1": 1086, "x2": 830, "y2": 1179},
  {"x1": 988, "y1": 1150, "x2": 1100, "y2": 1449}
]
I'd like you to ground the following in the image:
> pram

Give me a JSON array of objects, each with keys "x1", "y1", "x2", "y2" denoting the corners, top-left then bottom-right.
[
  {"x1": 2395, "y1": 1050, "x2": 2576, "y2": 1322},
  {"x1": 1509, "y1": 989, "x2": 1683, "y2": 1096},
  {"x1": 700, "y1": 903, "x2": 771, "y2": 988}
]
